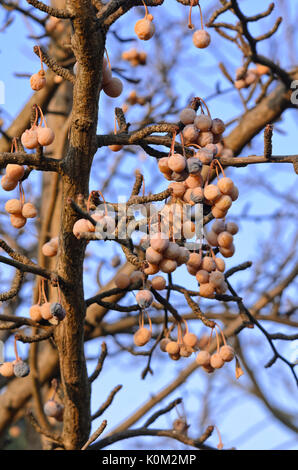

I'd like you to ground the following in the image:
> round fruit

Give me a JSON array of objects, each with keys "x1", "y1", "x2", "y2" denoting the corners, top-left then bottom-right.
[
  {"x1": 166, "y1": 341, "x2": 180, "y2": 355},
  {"x1": 134, "y1": 327, "x2": 152, "y2": 346},
  {"x1": 210, "y1": 353, "x2": 224, "y2": 369},
  {"x1": 219, "y1": 345, "x2": 235, "y2": 362},
  {"x1": 10, "y1": 214, "x2": 26, "y2": 229},
  {"x1": 40, "y1": 302, "x2": 53, "y2": 320},
  {"x1": 37, "y1": 127, "x2": 55, "y2": 146},
  {"x1": 22, "y1": 202, "x2": 37, "y2": 218},
  {"x1": 192, "y1": 29, "x2": 211, "y2": 48},
  {"x1": 29, "y1": 304, "x2": 42, "y2": 321},
  {"x1": 199, "y1": 282, "x2": 215, "y2": 298},
  {"x1": 168, "y1": 154, "x2": 186, "y2": 173},
  {"x1": 187, "y1": 252, "x2": 202, "y2": 270},
  {"x1": 134, "y1": 18, "x2": 155, "y2": 40},
  {"x1": 217, "y1": 177, "x2": 234, "y2": 195},
  {"x1": 219, "y1": 243, "x2": 235, "y2": 258},
  {"x1": 150, "y1": 232, "x2": 169, "y2": 253},
  {"x1": 160, "y1": 338, "x2": 170, "y2": 352},
  {"x1": 146, "y1": 246, "x2": 163, "y2": 265},
  {"x1": 197, "y1": 131, "x2": 213, "y2": 147},
  {"x1": 103, "y1": 77, "x2": 123, "y2": 97},
  {"x1": 183, "y1": 333, "x2": 197, "y2": 348},
  {"x1": 196, "y1": 350, "x2": 211, "y2": 366},
  {"x1": 195, "y1": 270, "x2": 209, "y2": 284},
  {"x1": 217, "y1": 231, "x2": 233, "y2": 249},
  {"x1": 135, "y1": 289, "x2": 153, "y2": 308},
  {"x1": 151, "y1": 276, "x2": 166, "y2": 290},
  {"x1": 144, "y1": 263, "x2": 159, "y2": 275},
  {"x1": 1, "y1": 175, "x2": 18, "y2": 191},
  {"x1": 214, "y1": 195, "x2": 232, "y2": 212},
  {"x1": 211, "y1": 118, "x2": 225, "y2": 135},
  {"x1": 5, "y1": 199, "x2": 22, "y2": 215},
  {"x1": 194, "y1": 114, "x2": 212, "y2": 131},
  {"x1": 13, "y1": 360, "x2": 30, "y2": 377},
  {"x1": 201, "y1": 256, "x2": 215, "y2": 272},
  {"x1": 179, "y1": 108, "x2": 196, "y2": 125},
  {"x1": 30, "y1": 70, "x2": 46, "y2": 91},
  {"x1": 6, "y1": 164, "x2": 24, "y2": 180},
  {"x1": 159, "y1": 258, "x2": 177, "y2": 273},
  {"x1": 204, "y1": 184, "x2": 221, "y2": 202},
  {"x1": 21, "y1": 128, "x2": 38, "y2": 149},
  {"x1": 0, "y1": 362, "x2": 14, "y2": 377}
]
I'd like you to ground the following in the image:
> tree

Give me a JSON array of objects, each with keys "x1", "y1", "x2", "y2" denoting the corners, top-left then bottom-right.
[{"x1": 0, "y1": 0, "x2": 297, "y2": 451}]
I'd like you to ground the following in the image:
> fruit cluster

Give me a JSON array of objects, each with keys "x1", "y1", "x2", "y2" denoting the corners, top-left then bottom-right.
[
  {"x1": 21, "y1": 106, "x2": 55, "y2": 149},
  {"x1": 160, "y1": 323, "x2": 199, "y2": 360},
  {"x1": 205, "y1": 219, "x2": 238, "y2": 258},
  {"x1": 114, "y1": 270, "x2": 144, "y2": 289},
  {"x1": 203, "y1": 161, "x2": 239, "y2": 219},
  {"x1": 143, "y1": 232, "x2": 190, "y2": 275},
  {"x1": 186, "y1": 250, "x2": 227, "y2": 298},
  {"x1": 29, "y1": 280, "x2": 66, "y2": 324},
  {"x1": 121, "y1": 48, "x2": 147, "y2": 66},
  {"x1": 0, "y1": 337, "x2": 30, "y2": 379},
  {"x1": 42, "y1": 237, "x2": 59, "y2": 257},
  {"x1": 235, "y1": 64, "x2": 270, "y2": 90},
  {"x1": 195, "y1": 326, "x2": 235, "y2": 373}
]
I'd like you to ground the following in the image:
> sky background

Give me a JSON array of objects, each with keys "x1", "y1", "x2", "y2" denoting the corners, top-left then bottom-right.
[{"x1": 0, "y1": 0, "x2": 297, "y2": 450}]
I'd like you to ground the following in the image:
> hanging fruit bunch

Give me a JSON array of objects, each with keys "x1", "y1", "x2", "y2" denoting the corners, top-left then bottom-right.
[
  {"x1": 0, "y1": 336, "x2": 30, "y2": 378},
  {"x1": 72, "y1": 190, "x2": 115, "y2": 239},
  {"x1": 196, "y1": 324, "x2": 235, "y2": 373},
  {"x1": 29, "y1": 279, "x2": 66, "y2": 324},
  {"x1": 21, "y1": 105, "x2": 55, "y2": 150},
  {"x1": 134, "y1": 290, "x2": 154, "y2": 346},
  {"x1": 159, "y1": 320, "x2": 199, "y2": 360}
]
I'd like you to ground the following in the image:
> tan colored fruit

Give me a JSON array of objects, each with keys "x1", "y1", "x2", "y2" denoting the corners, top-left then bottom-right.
[
  {"x1": 225, "y1": 222, "x2": 238, "y2": 235},
  {"x1": 211, "y1": 206, "x2": 228, "y2": 219},
  {"x1": 183, "y1": 220, "x2": 196, "y2": 238},
  {"x1": 209, "y1": 271, "x2": 225, "y2": 288},
  {"x1": 215, "y1": 280, "x2": 228, "y2": 294},
  {"x1": 151, "y1": 276, "x2": 166, "y2": 290},
  {"x1": 214, "y1": 257, "x2": 225, "y2": 272},
  {"x1": 10, "y1": 214, "x2": 26, "y2": 229},
  {"x1": 42, "y1": 242, "x2": 57, "y2": 257},
  {"x1": 41, "y1": 302, "x2": 53, "y2": 320},
  {"x1": 0, "y1": 362, "x2": 14, "y2": 377},
  {"x1": 6, "y1": 164, "x2": 24, "y2": 180},
  {"x1": 135, "y1": 289, "x2": 153, "y2": 308},
  {"x1": 217, "y1": 177, "x2": 234, "y2": 195},
  {"x1": 179, "y1": 108, "x2": 196, "y2": 125},
  {"x1": 196, "y1": 269, "x2": 209, "y2": 284},
  {"x1": 37, "y1": 127, "x2": 55, "y2": 146},
  {"x1": 199, "y1": 282, "x2": 215, "y2": 298},
  {"x1": 196, "y1": 350, "x2": 211, "y2": 366},
  {"x1": 146, "y1": 246, "x2": 163, "y2": 265},
  {"x1": 160, "y1": 258, "x2": 177, "y2": 273},
  {"x1": 212, "y1": 220, "x2": 225, "y2": 234},
  {"x1": 158, "y1": 157, "x2": 170, "y2": 173},
  {"x1": 134, "y1": 18, "x2": 155, "y2": 40},
  {"x1": 168, "y1": 154, "x2": 186, "y2": 173},
  {"x1": 214, "y1": 195, "x2": 232, "y2": 212},
  {"x1": 183, "y1": 333, "x2": 197, "y2": 348},
  {"x1": 134, "y1": 327, "x2": 152, "y2": 346},
  {"x1": 163, "y1": 242, "x2": 180, "y2": 260},
  {"x1": 169, "y1": 182, "x2": 186, "y2": 198},
  {"x1": 22, "y1": 202, "x2": 37, "y2": 218},
  {"x1": 201, "y1": 256, "x2": 215, "y2": 272},
  {"x1": 166, "y1": 341, "x2": 180, "y2": 355},
  {"x1": 219, "y1": 243, "x2": 235, "y2": 258},
  {"x1": 202, "y1": 364, "x2": 215, "y2": 373},
  {"x1": 5, "y1": 199, "x2": 22, "y2": 215},
  {"x1": 1, "y1": 175, "x2": 18, "y2": 191},
  {"x1": 187, "y1": 264, "x2": 197, "y2": 276},
  {"x1": 73, "y1": 219, "x2": 91, "y2": 238},
  {"x1": 21, "y1": 128, "x2": 39, "y2": 149},
  {"x1": 197, "y1": 131, "x2": 213, "y2": 147},
  {"x1": 144, "y1": 263, "x2": 159, "y2": 275},
  {"x1": 176, "y1": 247, "x2": 190, "y2": 265},
  {"x1": 188, "y1": 252, "x2": 202, "y2": 270},
  {"x1": 205, "y1": 230, "x2": 218, "y2": 246},
  {"x1": 179, "y1": 345, "x2": 193, "y2": 357},
  {"x1": 150, "y1": 232, "x2": 169, "y2": 253},
  {"x1": 192, "y1": 29, "x2": 211, "y2": 48},
  {"x1": 211, "y1": 118, "x2": 225, "y2": 135},
  {"x1": 230, "y1": 185, "x2": 239, "y2": 201},
  {"x1": 210, "y1": 353, "x2": 225, "y2": 369},
  {"x1": 217, "y1": 231, "x2": 233, "y2": 248},
  {"x1": 169, "y1": 353, "x2": 181, "y2": 361},
  {"x1": 219, "y1": 345, "x2": 235, "y2": 362},
  {"x1": 29, "y1": 304, "x2": 42, "y2": 322},
  {"x1": 204, "y1": 184, "x2": 221, "y2": 202},
  {"x1": 30, "y1": 70, "x2": 46, "y2": 91},
  {"x1": 160, "y1": 338, "x2": 170, "y2": 352},
  {"x1": 194, "y1": 114, "x2": 212, "y2": 131},
  {"x1": 185, "y1": 174, "x2": 203, "y2": 189},
  {"x1": 182, "y1": 124, "x2": 199, "y2": 144}
]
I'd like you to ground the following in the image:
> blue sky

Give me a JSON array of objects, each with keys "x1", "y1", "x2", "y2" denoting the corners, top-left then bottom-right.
[{"x1": 0, "y1": 0, "x2": 297, "y2": 450}]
